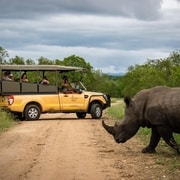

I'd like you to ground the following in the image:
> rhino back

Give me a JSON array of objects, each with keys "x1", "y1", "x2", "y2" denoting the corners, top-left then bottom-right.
[{"x1": 134, "y1": 86, "x2": 180, "y2": 132}]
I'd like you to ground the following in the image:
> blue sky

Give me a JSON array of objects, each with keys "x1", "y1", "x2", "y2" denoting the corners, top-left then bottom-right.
[{"x1": 0, "y1": 0, "x2": 180, "y2": 73}]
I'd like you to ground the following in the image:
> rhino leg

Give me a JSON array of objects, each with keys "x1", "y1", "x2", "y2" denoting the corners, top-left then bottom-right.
[
  {"x1": 157, "y1": 126, "x2": 180, "y2": 154},
  {"x1": 168, "y1": 138, "x2": 180, "y2": 154},
  {"x1": 142, "y1": 127, "x2": 160, "y2": 153}
]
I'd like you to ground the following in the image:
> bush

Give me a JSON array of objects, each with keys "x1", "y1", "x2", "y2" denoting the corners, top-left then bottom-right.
[{"x1": 0, "y1": 109, "x2": 16, "y2": 133}]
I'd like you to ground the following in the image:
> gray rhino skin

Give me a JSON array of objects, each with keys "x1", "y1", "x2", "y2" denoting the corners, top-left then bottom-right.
[{"x1": 102, "y1": 86, "x2": 180, "y2": 153}]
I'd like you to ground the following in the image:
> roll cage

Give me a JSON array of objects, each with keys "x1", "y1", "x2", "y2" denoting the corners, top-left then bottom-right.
[{"x1": 0, "y1": 65, "x2": 86, "y2": 95}]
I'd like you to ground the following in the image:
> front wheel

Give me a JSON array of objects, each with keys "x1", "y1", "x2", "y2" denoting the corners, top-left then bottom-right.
[
  {"x1": 24, "y1": 104, "x2": 41, "y2": 120},
  {"x1": 76, "y1": 112, "x2": 86, "y2": 119},
  {"x1": 90, "y1": 103, "x2": 102, "y2": 119}
]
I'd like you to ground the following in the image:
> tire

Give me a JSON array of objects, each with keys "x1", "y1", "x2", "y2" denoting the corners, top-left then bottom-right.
[
  {"x1": 90, "y1": 103, "x2": 102, "y2": 119},
  {"x1": 24, "y1": 104, "x2": 41, "y2": 120},
  {"x1": 76, "y1": 112, "x2": 86, "y2": 119}
]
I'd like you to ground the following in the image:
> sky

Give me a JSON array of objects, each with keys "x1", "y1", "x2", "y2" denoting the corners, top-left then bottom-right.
[{"x1": 0, "y1": 0, "x2": 180, "y2": 74}]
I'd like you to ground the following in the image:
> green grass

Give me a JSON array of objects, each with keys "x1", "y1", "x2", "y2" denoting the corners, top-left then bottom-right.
[
  {"x1": 0, "y1": 109, "x2": 16, "y2": 133},
  {"x1": 107, "y1": 104, "x2": 124, "y2": 119},
  {"x1": 107, "y1": 98, "x2": 124, "y2": 119},
  {"x1": 110, "y1": 98, "x2": 119, "y2": 104}
]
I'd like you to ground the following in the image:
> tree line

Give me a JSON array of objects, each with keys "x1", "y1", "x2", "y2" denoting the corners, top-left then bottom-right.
[{"x1": 0, "y1": 46, "x2": 180, "y2": 97}]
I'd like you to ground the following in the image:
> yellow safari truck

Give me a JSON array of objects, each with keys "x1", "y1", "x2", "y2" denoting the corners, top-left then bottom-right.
[
  {"x1": 0, "y1": 65, "x2": 111, "y2": 120},
  {"x1": 0, "y1": 96, "x2": 8, "y2": 107}
]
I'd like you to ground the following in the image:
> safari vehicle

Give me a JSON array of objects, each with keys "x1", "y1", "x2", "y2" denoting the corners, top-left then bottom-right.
[{"x1": 0, "y1": 65, "x2": 111, "y2": 120}]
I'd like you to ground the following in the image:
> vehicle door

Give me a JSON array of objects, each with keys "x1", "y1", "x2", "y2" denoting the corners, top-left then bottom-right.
[
  {"x1": 40, "y1": 94, "x2": 61, "y2": 111},
  {"x1": 60, "y1": 92, "x2": 87, "y2": 111}
]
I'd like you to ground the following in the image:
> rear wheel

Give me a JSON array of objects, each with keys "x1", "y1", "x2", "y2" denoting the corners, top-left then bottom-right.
[
  {"x1": 24, "y1": 104, "x2": 41, "y2": 120},
  {"x1": 76, "y1": 112, "x2": 86, "y2": 119},
  {"x1": 90, "y1": 103, "x2": 102, "y2": 119}
]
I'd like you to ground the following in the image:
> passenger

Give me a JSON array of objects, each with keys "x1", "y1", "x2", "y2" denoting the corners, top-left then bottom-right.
[
  {"x1": 61, "y1": 76, "x2": 73, "y2": 93},
  {"x1": 40, "y1": 76, "x2": 50, "y2": 85},
  {"x1": 9, "y1": 73, "x2": 14, "y2": 80},
  {"x1": 2, "y1": 71, "x2": 12, "y2": 81},
  {"x1": 21, "y1": 73, "x2": 28, "y2": 82}
]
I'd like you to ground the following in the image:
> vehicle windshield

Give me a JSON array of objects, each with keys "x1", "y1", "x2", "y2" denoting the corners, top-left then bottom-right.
[{"x1": 70, "y1": 81, "x2": 87, "y2": 91}]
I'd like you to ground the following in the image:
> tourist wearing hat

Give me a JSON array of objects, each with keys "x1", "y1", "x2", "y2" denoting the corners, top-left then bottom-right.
[{"x1": 2, "y1": 71, "x2": 12, "y2": 81}]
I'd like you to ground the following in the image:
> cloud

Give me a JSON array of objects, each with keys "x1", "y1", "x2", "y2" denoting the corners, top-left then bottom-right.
[
  {"x1": 0, "y1": 0, "x2": 180, "y2": 74},
  {"x1": 8, "y1": 44, "x2": 169, "y2": 73},
  {"x1": 1, "y1": 0, "x2": 163, "y2": 20}
]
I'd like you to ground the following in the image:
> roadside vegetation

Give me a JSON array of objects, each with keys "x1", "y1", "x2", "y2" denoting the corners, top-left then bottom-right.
[
  {"x1": 0, "y1": 109, "x2": 17, "y2": 133},
  {"x1": 0, "y1": 46, "x2": 180, "y2": 98},
  {"x1": 107, "y1": 99, "x2": 180, "y2": 171}
]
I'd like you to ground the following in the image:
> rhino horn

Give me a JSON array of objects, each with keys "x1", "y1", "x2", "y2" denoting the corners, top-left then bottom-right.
[{"x1": 102, "y1": 120, "x2": 115, "y2": 136}]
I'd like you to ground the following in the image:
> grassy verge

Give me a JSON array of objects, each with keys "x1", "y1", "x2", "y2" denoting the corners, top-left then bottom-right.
[
  {"x1": 106, "y1": 98, "x2": 124, "y2": 119},
  {"x1": 106, "y1": 98, "x2": 179, "y2": 171},
  {"x1": 0, "y1": 109, "x2": 17, "y2": 133}
]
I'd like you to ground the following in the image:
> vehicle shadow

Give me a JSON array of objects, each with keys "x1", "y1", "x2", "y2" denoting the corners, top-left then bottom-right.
[
  {"x1": 39, "y1": 117, "x2": 93, "y2": 121},
  {"x1": 38, "y1": 113, "x2": 95, "y2": 121}
]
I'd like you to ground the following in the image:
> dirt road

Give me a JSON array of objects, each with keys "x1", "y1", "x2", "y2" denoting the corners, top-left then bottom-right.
[{"x1": 0, "y1": 113, "x2": 179, "y2": 180}]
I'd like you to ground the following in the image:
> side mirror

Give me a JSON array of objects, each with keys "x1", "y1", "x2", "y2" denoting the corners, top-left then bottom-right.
[{"x1": 77, "y1": 89, "x2": 82, "y2": 94}]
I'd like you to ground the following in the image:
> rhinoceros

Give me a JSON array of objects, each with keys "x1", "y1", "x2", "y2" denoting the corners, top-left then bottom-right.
[{"x1": 102, "y1": 86, "x2": 180, "y2": 153}]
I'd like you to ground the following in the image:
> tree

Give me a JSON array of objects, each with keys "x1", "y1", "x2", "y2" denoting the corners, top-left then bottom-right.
[
  {"x1": 55, "y1": 59, "x2": 64, "y2": 65},
  {"x1": 121, "y1": 50, "x2": 180, "y2": 97},
  {"x1": 37, "y1": 56, "x2": 54, "y2": 65},
  {"x1": 26, "y1": 58, "x2": 35, "y2": 65},
  {"x1": 9, "y1": 56, "x2": 25, "y2": 65},
  {"x1": 0, "y1": 46, "x2": 9, "y2": 64},
  {"x1": 62, "y1": 55, "x2": 94, "y2": 89},
  {"x1": 169, "y1": 50, "x2": 180, "y2": 65}
]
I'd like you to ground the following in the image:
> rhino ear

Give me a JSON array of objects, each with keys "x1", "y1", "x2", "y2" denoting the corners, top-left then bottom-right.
[{"x1": 124, "y1": 97, "x2": 134, "y2": 108}]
